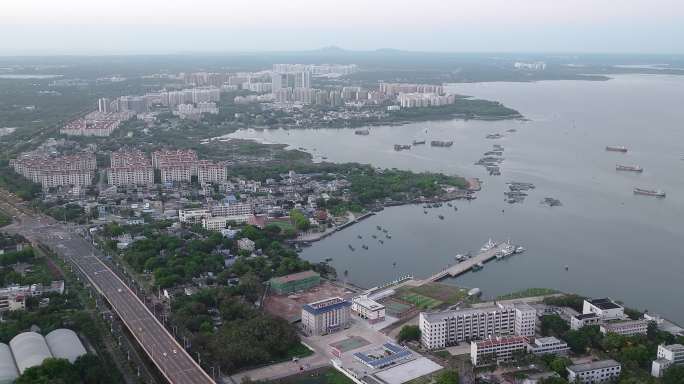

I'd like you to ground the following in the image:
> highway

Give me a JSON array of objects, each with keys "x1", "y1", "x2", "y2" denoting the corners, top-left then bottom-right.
[{"x1": 0, "y1": 189, "x2": 215, "y2": 384}]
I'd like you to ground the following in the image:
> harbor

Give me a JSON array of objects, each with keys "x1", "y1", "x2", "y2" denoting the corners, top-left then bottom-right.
[{"x1": 422, "y1": 239, "x2": 523, "y2": 284}]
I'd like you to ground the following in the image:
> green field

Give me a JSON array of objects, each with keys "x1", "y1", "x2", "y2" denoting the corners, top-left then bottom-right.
[
  {"x1": 496, "y1": 288, "x2": 559, "y2": 300},
  {"x1": 399, "y1": 292, "x2": 443, "y2": 309},
  {"x1": 274, "y1": 367, "x2": 354, "y2": 384}
]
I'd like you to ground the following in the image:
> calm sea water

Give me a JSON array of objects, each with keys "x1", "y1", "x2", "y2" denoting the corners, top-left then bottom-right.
[{"x1": 229, "y1": 75, "x2": 684, "y2": 323}]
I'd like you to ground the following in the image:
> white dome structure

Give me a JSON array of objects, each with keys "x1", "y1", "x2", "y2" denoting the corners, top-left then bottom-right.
[
  {"x1": 0, "y1": 343, "x2": 18, "y2": 384},
  {"x1": 45, "y1": 329, "x2": 87, "y2": 363},
  {"x1": 9, "y1": 332, "x2": 52, "y2": 374}
]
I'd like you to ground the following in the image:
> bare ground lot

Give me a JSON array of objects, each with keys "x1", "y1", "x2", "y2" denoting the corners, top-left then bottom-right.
[{"x1": 264, "y1": 281, "x2": 355, "y2": 322}]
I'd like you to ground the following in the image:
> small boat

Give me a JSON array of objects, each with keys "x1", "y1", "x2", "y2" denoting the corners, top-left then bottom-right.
[
  {"x1": 424, "y1": 210, "x2": 428, "y2": 214},
  {"x1": 455, "y1": 254, "x2": 466, "y2": 262},
  {"x1": 564, "y1": 265, "x2": 569, "y2": 271},
  {"x1": 372, "y1": 234, "x2": 377, "y2": 239},
  {"x1": 354, "y1": 129, "x2": 370, "y2": 136},
  {"x1": 379, "y1": 240, "x2": 384, "y2": 244},
  {"x1": 616, "y1": 164, "x2": 643, "y2": 172},
  {"x1": 480, "y1": 238, "x2": 496, "y2": 252},
  {"x1": 385, "y1": 234, "x2": 391, "y2": 239},
  {"x1": 376, "y1": 225, "x2": 382, "y2": 230},
  {"x1": 412, "y1": 139, "x2": 426, "y2": 145},
  {"x1": 348, "y1": 244, "x2": 355, "y2": 251},
  {"x1": 606, "y1": 145, "x2": 628, "y2": 153},
  {"x1": 438, "y1": 215, "x2": 445, "y2": 220},
  {"x1": 454, "y1": 207, "x2": 458, "y2": 211},
  {"x1": 357, "y1": 235, "x2": 362, "y2": 239},
  {"x1": 447, "y1": 202, "x2": 452, "y2": 207},
  {"x1": 514, "y1": 246, "x2": 526, "y2": 254},
  {"x1": 633, "y1": 188, "x2": 666, "y2": 197},
  {"x1": 472, "y1": 262, "x2": 484, "y2": 271},
  {"x1": 382, "y1": 229, "x2": 388, "y2": 233},
  {"x1": 324, "y1": 257, "x2": 333, "y2": 262},
  {"x1": 362, "y1": 245, "x2": 369, "y2": 250}
]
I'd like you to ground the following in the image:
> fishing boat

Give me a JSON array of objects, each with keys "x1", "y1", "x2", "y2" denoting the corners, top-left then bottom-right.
[
  {"x1": 606, "y1": 145, "x2": 628, "y2": 153},
  {"x1": 362, "y1": 245, "x2": 369, "y2": 250},
  {"x1": 438, "y1": 215, "x2": 445, "y2": 220},
  {"x1": 357, "y1": 235, "x2": 363, "y2": 239},
  {"x1": 472, "y1": 262, "x2": 484, "y2": 271},
  {"x1": 348, "y1": 244, "x2": 355, "y2": 251},
  {"x1": 633, "y1": 188, "x2": 666, "y2": 197},
  {"x1": 616, "y1": 164, "x2": 643, "y2": 172}
]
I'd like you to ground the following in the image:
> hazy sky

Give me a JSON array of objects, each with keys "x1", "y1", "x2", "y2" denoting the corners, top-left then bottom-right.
[{"x1": 2, "y1": 0, "x2": 683, "y2": 54}]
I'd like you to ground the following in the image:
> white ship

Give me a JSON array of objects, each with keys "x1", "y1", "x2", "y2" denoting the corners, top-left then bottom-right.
[{"x1": 480, "y1": 238, "x2": 496, "y2": 252}]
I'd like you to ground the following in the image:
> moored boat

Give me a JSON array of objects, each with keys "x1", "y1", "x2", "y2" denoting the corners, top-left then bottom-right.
[
  {"x1": 606, "y1": 145, "x2": 628, "y2": 153},
  {"x1": 616, "y1": 164, "x2": 643, "y2": 172}
]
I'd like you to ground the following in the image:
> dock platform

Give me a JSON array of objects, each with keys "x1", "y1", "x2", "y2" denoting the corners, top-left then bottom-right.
[{"x1": 423, "y1": 242, "x2": 508, "y2": 283}]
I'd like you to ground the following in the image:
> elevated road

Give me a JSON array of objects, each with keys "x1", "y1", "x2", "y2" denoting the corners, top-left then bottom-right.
[{"x1": 0, "y1": 190, "x2": 215, "y2": 384}]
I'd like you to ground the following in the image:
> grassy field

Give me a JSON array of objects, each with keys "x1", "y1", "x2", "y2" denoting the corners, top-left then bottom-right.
[
  {"x1": 399, "y1": 292, "x2": 443, "y2": 309},
  {"x1": 496, "y1": 288, "x2": 559, "y2": 300},
  {"x1": 394, "y1": 283, "x2": 469, "y2": 310},
  {"x1": 274, "y1": 367, "x2": 354, "y2": 384}
]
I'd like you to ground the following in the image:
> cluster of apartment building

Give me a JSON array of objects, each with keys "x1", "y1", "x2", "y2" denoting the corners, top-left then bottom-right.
[
  {"x1": 174, "y1": 101, "x2": 219, "y2": 119},
  {"x1": 0, "y1": 281, "x2": 65, "y2": 312},
  {"x1": 10, "y1": 152, "x2": 96, "y2": 190},
  {"x1": 60, "y1": 110, "x2": 135, "y2": 137},
  {"x1": 152, "y1": 149, "x2": 226, "y2": 185},
  {"x1": 398, "y1": 93, "x2": 457, "y2": 108},
  {"x1": 419, "y1": 302, "x2": 536, "y2": 349},
  {"x1": 107, "y1": 149, "x2": 155, "y2": 187},
  {"x1": 178, "y1": 201, "x2": 254, "y2": 231}
]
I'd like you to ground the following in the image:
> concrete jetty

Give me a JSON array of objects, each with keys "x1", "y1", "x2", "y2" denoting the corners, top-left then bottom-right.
[{"x1": 423, "y1": 241, "x2": 509, "y2": 283}]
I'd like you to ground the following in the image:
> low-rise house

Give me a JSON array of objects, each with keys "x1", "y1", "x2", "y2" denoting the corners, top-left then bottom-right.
[{"x1": 566, "y1": 360, "x2": 621, "y2": 384}]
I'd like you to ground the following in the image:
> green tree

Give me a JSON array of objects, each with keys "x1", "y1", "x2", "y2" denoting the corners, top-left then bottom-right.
[
  {"x1": 663, "y1": 364, "x2": 684, "y2": 384},
  {"x1": 540, "y1": 314, "x2": 570, "y2": 336},
  {"x1": 397, "y1": 325, "x2": 421, "y2": 343},
  {"x1": 548, "y1": 356, "x2": 572, "y2": 378},
  {"x1": 435, "y1": 369, "x2": 459, "y2": 384}
]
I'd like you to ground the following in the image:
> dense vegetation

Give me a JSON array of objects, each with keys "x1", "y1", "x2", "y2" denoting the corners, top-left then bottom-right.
[
  {"x1": 172, "y1": 287, "x2": 308, "y2": 373},
  {"x1": 16, "y1": 355, "x2": 117, "y2": 384},
  {"x1": 539, "y1": 314, "x2": 684, "y2": 383},
  {"x1": 397, "y1": 325, "x2": 421, "y2": 343},
  {"x1": 389, "y1": 98, "x2": 521, "y2": 121},
  {"x1": 0, "y1": 161, "x2": 41, "y2": 199},
  {"x1": 117, "y1": 224, "x2": 317, "y2": 288}
]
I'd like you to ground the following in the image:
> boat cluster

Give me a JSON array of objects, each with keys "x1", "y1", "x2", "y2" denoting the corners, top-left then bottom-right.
[
  {"x1": 541, "y1": 197, "x2": 562, "y2": 207},
  {"x1": 504, "y1": 181, "x2": 535, "y2": 204},
  {"x1": 605, "y1": 145, "x2": 666, "y2": 198},
  {"x1": 422, "y1": 201, "x2": 458, "y2": 217},
  {"x1": 392, "y1": 139, "x2": 454, "y2": 152},
  {"x1": 476, "y1": 144, "x2": 505, "y2": 176},
  {"x1": 348, "y1": 225, "x2": 392, "y2": 251}
]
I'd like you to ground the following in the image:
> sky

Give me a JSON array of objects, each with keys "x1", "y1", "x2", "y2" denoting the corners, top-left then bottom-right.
[{"x1": 1, "y1": 0, "x2": 683, "y2": 55}]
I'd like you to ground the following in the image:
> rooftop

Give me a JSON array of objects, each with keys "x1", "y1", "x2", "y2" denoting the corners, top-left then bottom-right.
[
  {"x1": 588, "y1": 298, "x2": 622, "y2": 310},
  {"x1": 568, "y1": 359, "x2": 620, "y2": 373},
  {"x1": 303, "y1": 297, "x2": 351, "y2": 315},
  {"x1": 574, "y1": 313, "x2": 600, "y2": 320}
]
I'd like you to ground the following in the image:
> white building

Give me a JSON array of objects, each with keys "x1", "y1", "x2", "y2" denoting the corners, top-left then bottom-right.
[
  {"x1": 652, "y1": 344, "x2": 684, "y2": 378},
  {"x1": 528, "y1": 337, "x2": 570, "y2": 356},
  {"x1": 301, "y1": 297, "x2": 351, "y2": 336},
  {"x1": 571, "y1": 313, "x2": 601, "y2": 330},
  {"x1": 352, "y1": 295, "x2": 386, "y2": 324},
  {"x1": 237, "y1": 238, "x2": 255, "y2": 252},
  {"x1": 197, "y1": 160, "x2": 226, "y2": 185},
  {"x1": 582, "y1": 298, "x2": 625, "y2": 321},
  {"x1": 202, "y1": 215, "x2": 250, "y2": 231},
  {"x1": 470, "y1": 336, "x2": 528, "y2": 366},
  {"x1": 179, "y1": 209, "x2": 210, "y2": 224},
  {"x1": 600, "y1": 320, "x2": 648, "y2": 336},
  {"x1": 10, "y1": 153, "x2": 96, "y2": 190},
  {"x1": 210, "y1": 202, "x2": 252, "y2": 217},
  {"x1": 419, "y1": 303, "x2": 536, "y2": 350},
  {"x1": 567, "y1": 360, "x2": 621, "y2": 384}
]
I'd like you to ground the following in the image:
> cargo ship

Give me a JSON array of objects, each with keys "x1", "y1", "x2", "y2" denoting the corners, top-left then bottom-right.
[
  {"x1": 412, "y1": 139, "x2": 426, "y2": 145},
  {"x1": 616, "y1": 164, "x2": 643, "y2": 172},
  {"x1": 606, "y1": 145, "x2": 628, "y2": 153},
  {"x1": 633, "y1": 188, "x2": 666, "y2": 197},
  {"x1": 393, "y1": 144, "x2": 411, "y2": 151},
  {"x1": 430, "y1": 140, "x2": 453, "y2": 147},
  {"x1": 354, "y1": 129, "x2": 370, "y2": 135}
]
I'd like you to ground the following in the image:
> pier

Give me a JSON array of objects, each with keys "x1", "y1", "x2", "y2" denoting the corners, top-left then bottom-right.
[{"x1": 422, "y1": 241, "x2": 509, "y2": 283}]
